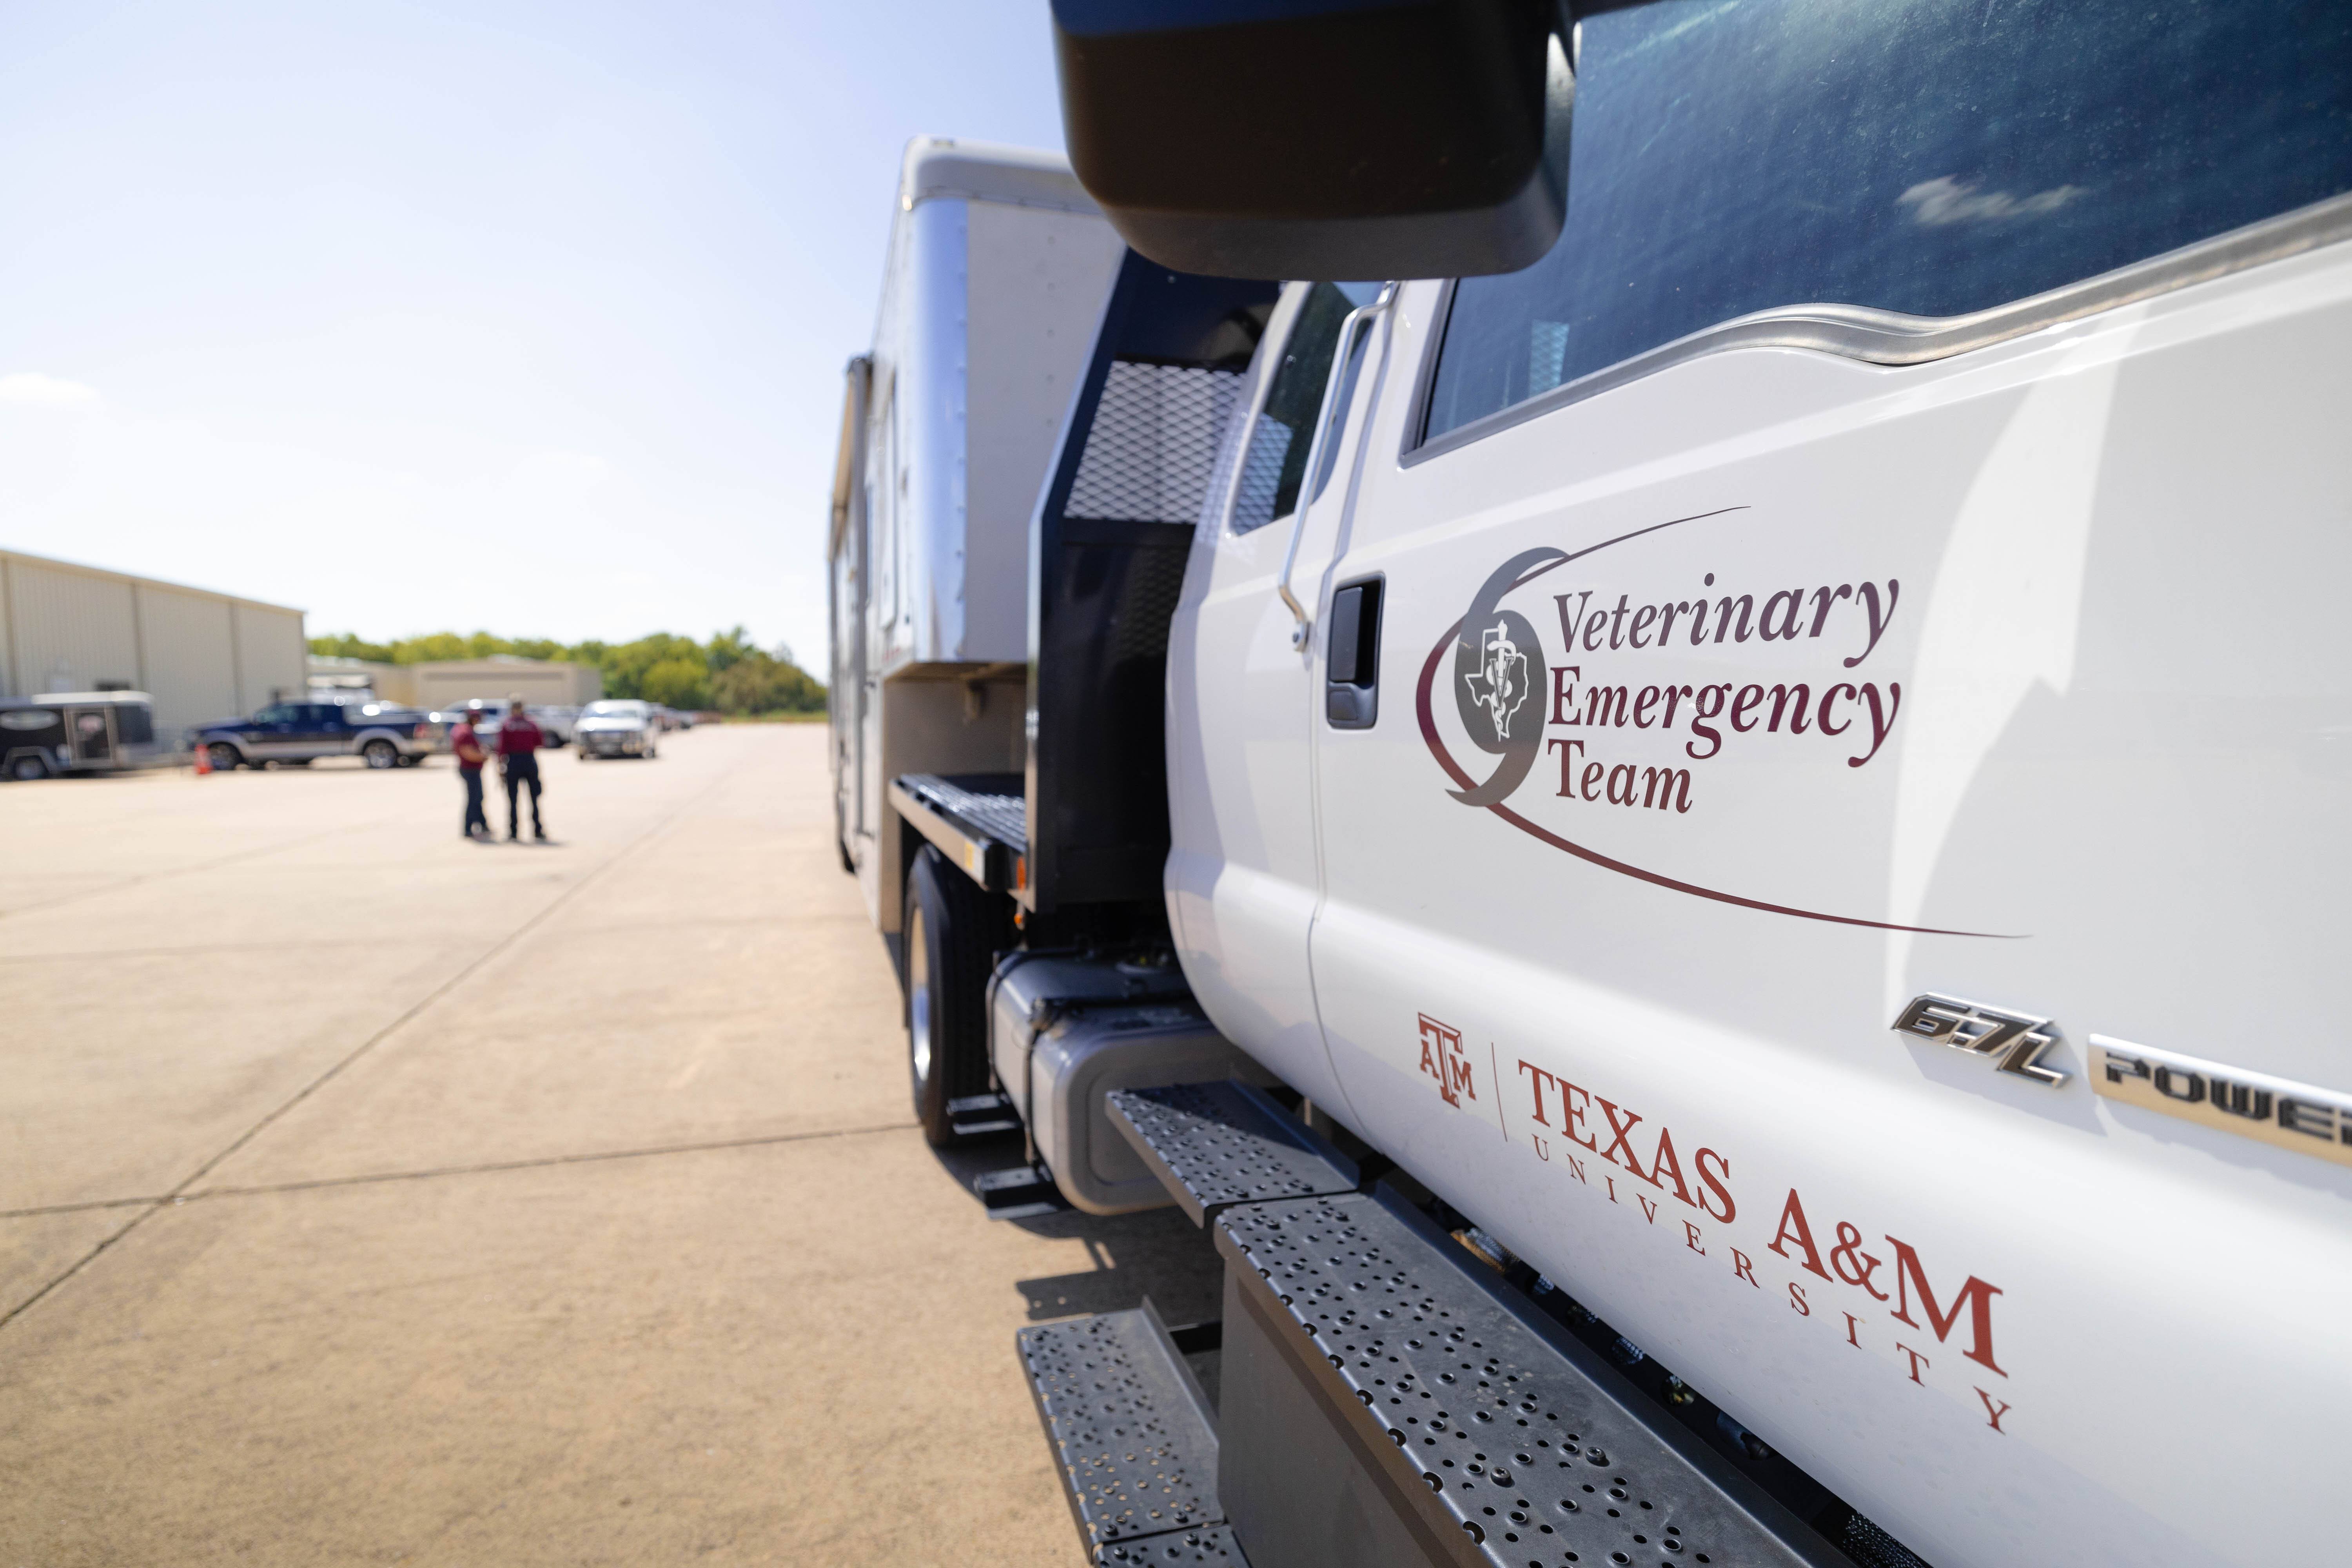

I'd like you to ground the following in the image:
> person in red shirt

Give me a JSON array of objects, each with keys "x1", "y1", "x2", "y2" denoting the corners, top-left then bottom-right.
[
  {"x1": 452, "y1": 703, "x2": 491, "y2": 840},
  {"x1": 497, "y1": 693, "x2": 548, "y2": 842}
]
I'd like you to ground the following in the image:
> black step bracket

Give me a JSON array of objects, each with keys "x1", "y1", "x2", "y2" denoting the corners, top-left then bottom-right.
[
  {"x1": 1216, "y1": 1189, "x2": 1849, "y2": 1568},
  {"x1": 1018, "y1": 1301, "x2": 1230, "y2": 1555},
  {"x1": 1096, "y1": 1524, "x2": 1252, "y2": 1565},
  {"x1": 947, "y1": 1091, "x2": 1022, "y2": 1138},
  {"x1": 976, "y1": 1162, "x2": 1070, "y2": 1221},
  {"x1": 1106, "y1": 1080, "x2": 1360, "y2": 1226}
]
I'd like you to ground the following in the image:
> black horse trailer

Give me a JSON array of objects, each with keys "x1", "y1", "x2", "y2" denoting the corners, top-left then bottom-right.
[{"x1": 0, "y1": 691, "x2": 163, "y2": 780}]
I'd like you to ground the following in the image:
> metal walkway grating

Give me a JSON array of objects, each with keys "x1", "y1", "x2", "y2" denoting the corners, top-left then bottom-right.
[
  {"x1": 1018, "y1": 1307, "x2": 1229, "y2": 1554},
  {"x1": 1216, "y1": 1193, "x2": 1815, "y2": 1568}
]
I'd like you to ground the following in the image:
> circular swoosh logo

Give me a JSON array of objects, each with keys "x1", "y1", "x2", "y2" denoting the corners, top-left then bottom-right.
[{"x1": 1413, "y1": 510, "x2": 2012, "y2": 939}]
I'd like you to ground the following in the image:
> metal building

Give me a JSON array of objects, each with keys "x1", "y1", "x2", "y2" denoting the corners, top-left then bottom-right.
[{"x1": 0, "y1": 549, "x2": 307, "y2": 744}]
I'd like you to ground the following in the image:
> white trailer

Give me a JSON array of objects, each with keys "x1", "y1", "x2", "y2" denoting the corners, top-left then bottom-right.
[
  {"x1": 828, "y1": 138, "x2": 1125, "y2": 955},
  {"x1": 832, "y1": 9, "x2": 2352, "y2": 1567}
]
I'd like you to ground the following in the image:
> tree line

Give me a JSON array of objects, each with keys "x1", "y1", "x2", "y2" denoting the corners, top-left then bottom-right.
[{"x1": 308, "y1": 627, "x2": 826, "y2": 715}]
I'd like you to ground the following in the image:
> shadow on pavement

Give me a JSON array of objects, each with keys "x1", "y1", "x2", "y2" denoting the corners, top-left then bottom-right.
[{"x1": 927, "y1": 1135, "x2": 1227, "y2": 1326}]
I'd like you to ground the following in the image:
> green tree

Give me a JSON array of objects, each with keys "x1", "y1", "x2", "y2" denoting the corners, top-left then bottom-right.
[
  {"x1": 641, "y1": 657, "x2": 711, "y2": 711},
  {"x1": 309, "y1": 632, "x2": 397, "y2": 662},
  {"x1": 710, "y1": 649, "x2": 826, "y2": 715},
  {"x1": 704, "y1": 625, "x2": 757, "y2": 675},
  {"x1": 313, "y1": 626, "x2": 825, "y2": 714}
]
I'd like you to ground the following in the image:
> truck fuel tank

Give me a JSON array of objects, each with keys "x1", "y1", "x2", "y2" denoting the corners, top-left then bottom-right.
[{"x1": 987, "y1": 951, "x2": 1273, "y2": 1215}]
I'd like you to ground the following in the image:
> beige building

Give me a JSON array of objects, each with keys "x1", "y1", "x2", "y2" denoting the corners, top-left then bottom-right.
[
  {"x1": 0, "y1": 548, "x2": 306, "y2": 742},
  {"x1": 310, "y1": 655, "x2": 603, "y2": 711}
]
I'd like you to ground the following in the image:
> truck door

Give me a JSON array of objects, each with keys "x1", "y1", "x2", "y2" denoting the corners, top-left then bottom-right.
[
  {"x1": 294, "y1": 704, "x2": 345, "y2": 759},
  {"x1": 243, "y1": 703, "x2": 298, "y2": 761},
  {"x1": 1301, "y1": 8, "x2": 2352, "y2": 1566},
  {"x1": 1167, "y1": 279, "x2": 1384, "y2": 1115}
]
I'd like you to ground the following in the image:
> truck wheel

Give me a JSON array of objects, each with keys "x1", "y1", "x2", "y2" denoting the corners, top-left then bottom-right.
[
  {"x1": 362, "y1": 740, "x2": 398, "y2": 769},
  {"x1": 8, "y1": 755, "x2": 50, "y2": 781},
  {"x1": 905, "y1": 845, "x2": 1011, "y2": 1146},
  {"x1": 205, "y1": 742, "x2": 241, "y2": 771}
]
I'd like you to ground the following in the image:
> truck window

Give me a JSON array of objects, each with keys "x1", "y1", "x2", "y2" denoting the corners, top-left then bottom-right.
[
  {"x1": 1423, "y1": 0, "x2": 2352, "y2": 443},
  {"x1": 1232, "y1": 281, "x2": 1382, "y2": 533}
]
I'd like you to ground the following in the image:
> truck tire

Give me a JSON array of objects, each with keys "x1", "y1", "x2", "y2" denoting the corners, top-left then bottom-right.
[
  {"x1": 8, "y1": 754, "x2": 50, "y2": 781},
  {"x1": 205, "y1": 742, "x2": 241, "y2": 771},
  {"x1": 905, "y1": 844, "x2": 1011, "y2": 1146},
  {"x1": 362, "y1": 739, "x2": 398, "y2": 769}
]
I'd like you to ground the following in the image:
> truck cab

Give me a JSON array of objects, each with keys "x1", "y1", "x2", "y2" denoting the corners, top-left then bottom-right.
[{"x1": 832, "y1": 10, "x2": 2352, "y2": 1564}]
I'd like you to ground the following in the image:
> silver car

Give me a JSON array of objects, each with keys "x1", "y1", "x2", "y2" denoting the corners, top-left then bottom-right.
[{"x1": 574, "y1": 699, "x2": 659, "y2": 760}]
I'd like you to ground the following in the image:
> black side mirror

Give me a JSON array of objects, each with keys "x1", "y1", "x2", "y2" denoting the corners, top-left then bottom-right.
[{"x1": 1053, "y1": 0, "x2": 1575, "y2": 280}]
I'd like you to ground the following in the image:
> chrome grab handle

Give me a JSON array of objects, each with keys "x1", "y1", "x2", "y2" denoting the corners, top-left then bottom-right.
[{"x1": 1278, "y1": 283, "x2": 1396, "y2": 652}]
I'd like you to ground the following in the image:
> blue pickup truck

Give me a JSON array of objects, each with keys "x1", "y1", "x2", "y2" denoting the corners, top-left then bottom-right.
[{"x1": 196, "y1": 699, "x2": 431, "y2": 771}]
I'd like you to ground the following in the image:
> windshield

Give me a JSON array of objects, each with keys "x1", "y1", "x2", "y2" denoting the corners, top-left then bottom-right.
[{"x1": 582, "y1": 702, "x2": 646, "y2": 720}]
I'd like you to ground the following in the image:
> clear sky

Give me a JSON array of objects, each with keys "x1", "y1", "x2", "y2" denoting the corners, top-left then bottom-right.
[{"x1": 0, "y1": 0, "x2": 1068, "y2": 666}]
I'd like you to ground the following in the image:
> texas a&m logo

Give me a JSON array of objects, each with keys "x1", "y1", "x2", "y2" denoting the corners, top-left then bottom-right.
[{"x1": 1417, "y1": 1014, "x2": 1477, "y2": 1108}]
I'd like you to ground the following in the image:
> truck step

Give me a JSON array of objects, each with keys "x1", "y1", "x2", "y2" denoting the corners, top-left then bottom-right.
[
  {"x1": 1017, "y1": 1304, "x2": 1238, "y2": 1559},
  {"x1": 974, "y1": 1161, "x2": 1069, "y2": 1220},
  {"x1": 946, "y1": 1091, "x2": 1022, "y2": 1138},
  {"x1": 1216, "y1": 1189, "x2": 1826, "y2": 1568},
  {"x1": 1104, "y1": 1081, "x2": 1359, "y2": 1225},
  {"x1": 891, "y1": 772, "x2": 1028, "y2": 893},
  {"x1": 1096, "y1": 1525, "x2": 1251, "y2": 1564}
]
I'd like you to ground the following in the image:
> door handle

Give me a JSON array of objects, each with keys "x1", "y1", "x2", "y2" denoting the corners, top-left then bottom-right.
[
  {"x1": 1325, "y1": 576, "x2": 1383, "y2": 729},
  {"x1": 1278, "y1": 283, "x2": 1396, "y2": 652}
]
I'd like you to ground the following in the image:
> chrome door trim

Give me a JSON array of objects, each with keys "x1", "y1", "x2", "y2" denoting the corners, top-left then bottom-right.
[
  {"x1": 1210, "y1": 287, "x2": 1294, "y2": 537},
  {"x1": 1279, "y1": 283, "x2": 1397, "y2": 650},
  {"x1": 1404, "y1": 189, "x2": 2352, "y2": 465}
]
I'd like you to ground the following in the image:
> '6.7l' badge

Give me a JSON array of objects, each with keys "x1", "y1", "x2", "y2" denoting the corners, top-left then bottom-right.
[{"x1": 1892, "y1": 994, "x2": 2069, "y2": 1087}]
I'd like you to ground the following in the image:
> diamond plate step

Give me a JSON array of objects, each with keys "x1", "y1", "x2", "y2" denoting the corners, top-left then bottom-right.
[
  {"x1": 1216, "y1": 1192, "x2": 1830, "y2": 1568},
  {"x1": 1105, "y1": 1081, "x2": 1359, "y2": 1225},
  {"x1": 1096, "y1": 1524, "x2": 1252, "y2": 1565},
  {"x1": 1019, "y1": 1305, "x2": 1226, "y2": 1553}
]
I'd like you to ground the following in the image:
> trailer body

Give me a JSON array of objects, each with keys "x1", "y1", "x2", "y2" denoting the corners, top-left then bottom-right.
[{"x1": 828, "y1": 137, "x2": 1126, "y2": 944}]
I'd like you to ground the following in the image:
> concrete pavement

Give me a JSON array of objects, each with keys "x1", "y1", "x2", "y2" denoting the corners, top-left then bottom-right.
[{"x1": 0, "y1": 726, "x2": 1224, "y2": 1565}]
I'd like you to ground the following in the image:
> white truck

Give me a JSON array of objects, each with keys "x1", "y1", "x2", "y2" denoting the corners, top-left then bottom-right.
[{"x1": 830, "y1": 9, "x2": 2352, "y2": 1567}]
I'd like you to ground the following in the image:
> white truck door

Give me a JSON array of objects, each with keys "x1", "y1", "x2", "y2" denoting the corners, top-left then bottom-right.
[
  {"x1": 1167, "y1": 279, "x2": 1384, "y2": 1113},
  {"x1": 1301, "y1": 8, "x2": 2352, "y2": 1567}
]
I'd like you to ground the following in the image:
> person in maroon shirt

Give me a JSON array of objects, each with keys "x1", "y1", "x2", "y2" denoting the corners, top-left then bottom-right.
[
  {"x1": 452, "y1": 703, "x2": 491, "y2": 840},
  {"x1": 496, "y1": 694, "x2": 548, "y2": 841}
]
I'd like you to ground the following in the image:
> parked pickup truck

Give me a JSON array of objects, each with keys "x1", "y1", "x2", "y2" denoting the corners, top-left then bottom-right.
[
  {"x1": 833, "y1": 7, "x2": 2352, "y2": 1565},
  {"x1": 196, "y1": 700, "x2": 430, "y2": 770}
]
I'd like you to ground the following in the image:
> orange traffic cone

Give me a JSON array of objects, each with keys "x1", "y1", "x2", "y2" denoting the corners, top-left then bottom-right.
[{"x1": 193, "y1": 742, "x2": 212, "y2": 777}]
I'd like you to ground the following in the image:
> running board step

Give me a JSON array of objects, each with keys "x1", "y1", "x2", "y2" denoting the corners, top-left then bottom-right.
[
  {"x1": 1017, "y1": 1304, "x2": 1243, "y2": 1562},
  {"x1": 1105, "y1": 1081, "x2": 1359, "y2": 1225},
  {"x1": 1096, "y1": 1525, "x2": 1250, "y2": 1565},
  {"x1": 1216, "y1": 1189, "x2": 1840, "y2": 1568},
  {"x1": 947, "y1": 1091, "x2": 1021, "y2": 1138}
]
